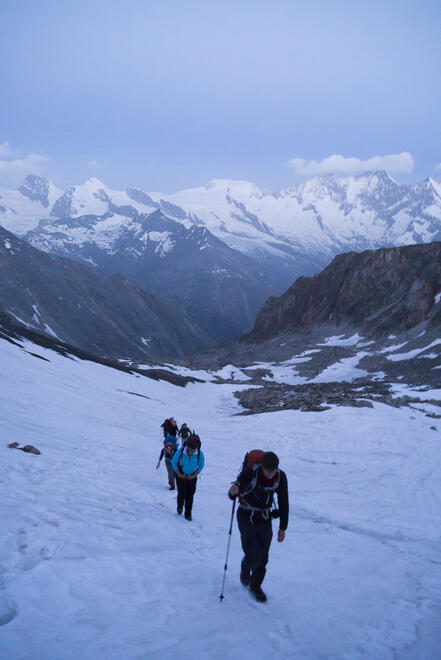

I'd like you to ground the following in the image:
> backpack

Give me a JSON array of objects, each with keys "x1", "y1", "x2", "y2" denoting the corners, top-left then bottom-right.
[
  {"x1": 241, "y1": 449, "x2": 264, "y2": 470},
  {"x1": 238, "y1": 450, "x2": 280, "y2": 517},
  {"x1": 188, "y1": 432, "x2": 201, "y2": 450}
]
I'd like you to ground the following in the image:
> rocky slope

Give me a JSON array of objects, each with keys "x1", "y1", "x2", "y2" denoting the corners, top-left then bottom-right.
[
  {"x1": 249, "y1": 242, "x2": 441, "y2": 342},
  {"x1": 0, "y1": 225, "x2": 207, "y2": 360}
]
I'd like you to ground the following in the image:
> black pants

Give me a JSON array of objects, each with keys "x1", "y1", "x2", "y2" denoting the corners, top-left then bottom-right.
[
  {"x1": 237, "y1": 507, "x2": 273, "y2": 587},
  {"x1": 176, "y1": 476, "x2": 197, "y2": 515}
]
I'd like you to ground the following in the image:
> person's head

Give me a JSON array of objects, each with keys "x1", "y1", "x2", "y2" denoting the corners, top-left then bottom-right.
[
  {"x1": 261, "y1": 451, "x2": 279, "y2": 478},
  {"x1": 186, "y1": 437, "x2": 198, "y2": 453},
  {"x1": 182, "y1": 422, "x2": 188, "y2": 427}
]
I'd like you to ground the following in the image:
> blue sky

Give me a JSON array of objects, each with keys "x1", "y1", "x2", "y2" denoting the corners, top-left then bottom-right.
[{"x1": 0, "y1": 0, "x2": 440, "y2": 191}]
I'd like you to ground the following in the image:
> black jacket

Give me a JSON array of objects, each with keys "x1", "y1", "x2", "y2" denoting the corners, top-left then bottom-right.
[{"x1": 230, "y1": 466, "x2": 289, "y2": 531}]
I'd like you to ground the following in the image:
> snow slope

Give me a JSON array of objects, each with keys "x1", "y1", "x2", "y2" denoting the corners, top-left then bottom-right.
[{"x1": 1, "y1": 337, "x2": 441, "y2": 659}]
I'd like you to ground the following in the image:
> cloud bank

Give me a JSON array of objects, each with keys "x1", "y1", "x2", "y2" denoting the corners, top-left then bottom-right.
[
  {"x1": 288, "y1": 152, "x2": 414, "y2": 177},
  {"x1": 0, "y1": 142, "x2": 49, "y2": 187}
]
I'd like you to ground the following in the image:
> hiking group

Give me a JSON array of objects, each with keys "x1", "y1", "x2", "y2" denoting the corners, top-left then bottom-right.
[
  {"x1": 157, "y1": 418, "x2": 204, "y2": 521},
  {"x1": 157, "y1": 419, "x2": 288, "y2": 603}
]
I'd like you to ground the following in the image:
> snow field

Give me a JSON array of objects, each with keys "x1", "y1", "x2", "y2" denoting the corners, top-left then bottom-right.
[{"x1": 0, "y1": 338, "x2": 441, "y2": 658}]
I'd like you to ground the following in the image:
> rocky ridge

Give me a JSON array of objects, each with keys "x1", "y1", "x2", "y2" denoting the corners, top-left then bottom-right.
[{"x1": 249, "y1": 242, "x2": 441, "y2": 342}]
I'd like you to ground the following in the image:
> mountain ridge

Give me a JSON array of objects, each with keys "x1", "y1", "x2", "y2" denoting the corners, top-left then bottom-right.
[
  {"x1": 0, "y1": 224, "x2": 208, "y2": 359},
  {"x1": 2, "y1": 171, "x2": 441, "y2": 341},
  {"x1": 249, "y1": 241, "x2": 441, "y2": 342}
]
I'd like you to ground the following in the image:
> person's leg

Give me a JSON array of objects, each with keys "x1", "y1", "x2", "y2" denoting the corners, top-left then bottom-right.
[
  {"x1": 184, "y1": 478, "x2": 197, "y2": 519},
  {"x1": 250, "y1": 521, "x2": 273, "y2": 588},
  {"x1": 165, "y1": 459, "x2": 175, "y2": 488},
  {"x1": 176, "y1": 476, "x2": 185, "y2": 514},
  {"x1": 237, "y1": 508, "x2": 264, "y2": 576}
]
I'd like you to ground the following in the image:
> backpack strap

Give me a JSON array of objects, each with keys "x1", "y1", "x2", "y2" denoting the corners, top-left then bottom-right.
[
  {"x1": 177, "y1": 442, "x2": 186, "y2": 470},
  {"x1": 238, "y1": 466, "x2": 280, "y2": 513},
  {"x1": 178, "y1": 440, "x2": 201, "y2": 471}
]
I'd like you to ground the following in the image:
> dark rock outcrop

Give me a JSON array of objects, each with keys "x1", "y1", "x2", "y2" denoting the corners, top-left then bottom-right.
[{"x1": 249, "y1": 242, "x2": 441, "y2": 342}]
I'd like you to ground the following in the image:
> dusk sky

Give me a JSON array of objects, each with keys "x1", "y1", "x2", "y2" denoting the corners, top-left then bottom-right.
[{"x1": 1, "y1": 0, "x2": 440, "y2": 192}]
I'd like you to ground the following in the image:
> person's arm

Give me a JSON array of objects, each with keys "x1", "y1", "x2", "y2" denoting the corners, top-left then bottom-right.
[
  {"x1": 171, "y1": 448, "x2": 182, "y2": 476},
  {"x1": 276, "y1": 471, "x2": 289, "y2": 540},
  {"x1": 228, "y1": 467, "x2": 253, "y2": 499},
  {"x1": 196, "y1": 451, "x2": 204, "y2": 474}
]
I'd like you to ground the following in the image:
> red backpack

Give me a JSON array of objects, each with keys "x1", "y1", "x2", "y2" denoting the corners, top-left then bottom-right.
[{"x1": 242, "y1": 449, "x2": 264, "y2": 470}]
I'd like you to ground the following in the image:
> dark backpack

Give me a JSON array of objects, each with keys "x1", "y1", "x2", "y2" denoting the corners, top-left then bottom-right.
[{"x1": 189, "y1": 432, "x2": 201, "y2": 450}]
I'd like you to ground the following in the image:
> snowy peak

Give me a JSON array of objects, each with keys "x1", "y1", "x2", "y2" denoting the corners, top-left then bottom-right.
[
  {"x1": 51, "y1": 178, "x2": 114, "y2": 217},
  {"x1": 204, "y1": 178, "x2": 264, "y2": 198},
  {"x1": 18, "y1": 174, "x2": 62, "y2": 209}
]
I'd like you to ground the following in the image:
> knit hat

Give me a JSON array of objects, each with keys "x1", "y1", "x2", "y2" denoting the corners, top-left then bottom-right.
[{"x1": 261, "y1": 451, "x2": 279, "y2": 470}]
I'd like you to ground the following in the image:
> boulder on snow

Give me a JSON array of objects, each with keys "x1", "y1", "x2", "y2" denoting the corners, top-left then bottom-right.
[
  {"x1": 7, "y1": 442, "x2": 20, "y2": 448},
  {"x1": 19, "y1": 445, "x2": 41, "y2": 455}
]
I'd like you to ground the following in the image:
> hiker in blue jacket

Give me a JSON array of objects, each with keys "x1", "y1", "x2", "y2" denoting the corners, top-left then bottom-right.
[{"x1": 171, "y1": 435, "x2": 204, "y2": 521}]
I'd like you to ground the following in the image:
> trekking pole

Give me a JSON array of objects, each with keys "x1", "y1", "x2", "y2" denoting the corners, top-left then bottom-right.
[{"x1": 219, "y1": 497, "x2": 236, "y2": 602}]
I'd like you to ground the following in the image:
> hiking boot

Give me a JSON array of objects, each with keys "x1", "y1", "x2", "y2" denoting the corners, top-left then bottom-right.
[
  {"x1": 177, "y1": 506, "x2": 183, "y2": 515},
  {"x1": 169, "y1": 485, "x2": 175, "y2": 490},
  {"x1": 249, "y1": 584, "x2": 267, "y2": 602},
  {"x1": 240, "y1": 559, "x2": 250, "y2": 586},
  {"x1": 184, "y1": 513, "x2": 192, "y2": 521}
]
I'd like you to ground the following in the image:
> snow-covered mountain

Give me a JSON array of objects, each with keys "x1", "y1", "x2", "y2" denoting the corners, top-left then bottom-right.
[
  {"x1": 3, "y1": 171, "x2": 441, "y2": 260},
  {"x1": 2, "y1": 171, "x2": 441, "y2": 341},
  {"x1": 24, "y1": 209, "x2": 288, "y2": 342}
]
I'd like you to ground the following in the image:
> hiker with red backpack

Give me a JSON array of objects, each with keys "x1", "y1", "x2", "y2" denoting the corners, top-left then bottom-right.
[
  {"x1": 156, "y1": 435, "x2": 179, "y2": 490},
  {"x1": 171, "y1": 434, "x2": 204, "y2": 521},
  {"x1": 161, "y1": 418, "x2": 178, "y2": 438},
  {"x1": 228, "y1": 450, "x2": 289, "y2": 602}
]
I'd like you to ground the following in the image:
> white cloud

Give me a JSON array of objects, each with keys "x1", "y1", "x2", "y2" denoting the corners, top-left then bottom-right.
[
  {"x1": 435, "y1": 162, "x2": 441, "y2": 171},
  {"x1": 0, "y1": 142, "x2": 49, "y2": 187},
  {"x1": 0, "y1": 142, "x2": 13, "y2": 158},
  {"x1": 88, "y1": 159, "x2": 109, "y2": 170},
  {"x1": 288, "y1": 152, "x2": 414, "y2": 177}
]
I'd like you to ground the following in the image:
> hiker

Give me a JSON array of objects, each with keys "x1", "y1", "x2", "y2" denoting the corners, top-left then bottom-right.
[
  {"x1": 156, "y1": 436, "x2": 179, "y2": 490},
  {"x1": 228, "y1": 451, "x2": 288, "y2": 602},
  {"x1": 178, "y1": 422, "x2": 191, "y2": 443},
  {"x1": 161, "y1": 418, "x2": 178, "y2": 438},
  {"x1": 171, "y1": 435, "x2": 204, "y2": 521}
]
